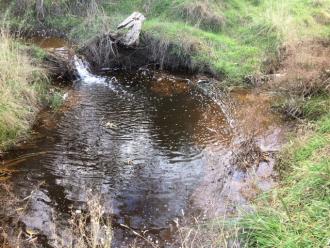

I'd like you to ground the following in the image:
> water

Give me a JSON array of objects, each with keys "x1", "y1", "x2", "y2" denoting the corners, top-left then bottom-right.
[
  {"x1": 1, "y1": 51, "x2": 234, "y2": 245},
  {"x1": 0, "y1": 38, "x2": 284, "y2": 247}
]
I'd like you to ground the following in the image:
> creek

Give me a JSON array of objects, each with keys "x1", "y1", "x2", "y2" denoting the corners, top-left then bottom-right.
[{"x1": 0, "y1": 38, "x2": 285, "y2": 247}]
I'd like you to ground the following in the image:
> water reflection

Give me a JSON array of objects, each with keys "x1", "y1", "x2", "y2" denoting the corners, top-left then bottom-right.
[{"x1": 2, "y1": 70, "x2": 233, "y2": 245}]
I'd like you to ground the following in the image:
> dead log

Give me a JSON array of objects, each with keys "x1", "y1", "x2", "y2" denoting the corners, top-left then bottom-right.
[
  {"x1": 117, "y1": 12, "x2": 146, "y2": 46},
  {"x1": 36, "y1": 0, "x2": 45, "y2": 22},
  {"x1": 44, "y1": 50, "x2": 76, "y2": 82}
]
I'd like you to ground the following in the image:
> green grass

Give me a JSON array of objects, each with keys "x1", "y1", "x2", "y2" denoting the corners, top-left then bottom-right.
[
  {"x1": 144, "y1": 19, "x2": 261, "y2": 81},
  {"x1": 302, "y1": 95, "x2": 330, "y2": 120},
  {"x1": 242, "y1": 101, "x2": 330, "y2": 247},
  {"x1": 48, "y1": 90, "x2": 65, "y2": 111}
]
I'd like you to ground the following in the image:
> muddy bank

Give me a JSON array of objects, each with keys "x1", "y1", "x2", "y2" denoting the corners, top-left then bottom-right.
[
  {"x1": 81, "y1": 32, "x2": 217, "y2": 77},
  {"x1": 27, "y1": 37, "x2": 77, "y2": 82},
  {"x1": 16, "y1": 23, "x2": 209, "y2": 78},
  {"x1": 26, "y1": 30, "x2": 214, "y2": 83}
]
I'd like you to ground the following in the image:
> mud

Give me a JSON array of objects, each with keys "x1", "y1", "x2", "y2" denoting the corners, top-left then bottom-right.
[{"x1": 81, "y1": 33, "x2": 216, "y2": 77}]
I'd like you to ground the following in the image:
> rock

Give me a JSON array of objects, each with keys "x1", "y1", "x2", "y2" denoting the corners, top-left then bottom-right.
[
  {"x1": 25, "y1": 227, "x2": 39, "y2": 236},
  {"x1": 196, "y1": 79, "x2": 210, "y2": 85},
  {"x1": 105, "y1": 122, "x2": 118, "y2": 129},
  {"x1": 62, "y1": 92, "x2": 68, "y2": 100}
]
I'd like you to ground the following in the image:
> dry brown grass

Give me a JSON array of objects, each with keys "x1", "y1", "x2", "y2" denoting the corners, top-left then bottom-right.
[
  {"x1": 270, "y1": 39, "x2": 330, "y2": 118},
  {"x1": 173, "y1": 215, "x2": 241, "y2": 248},
  {"x1": 273, "y1": 40, "x2": 330, "y2": 97},
  {"x1": 51, "y1": 192, "x2": 112, "y2": 248}
]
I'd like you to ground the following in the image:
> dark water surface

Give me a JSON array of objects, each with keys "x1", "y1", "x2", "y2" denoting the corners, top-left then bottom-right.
[
  {"x1": 0, "y1": 38, "x2": 284, "y2": 247},
  {"x1": 1, "y1": 45, "x2": 234, "y2": 246}
]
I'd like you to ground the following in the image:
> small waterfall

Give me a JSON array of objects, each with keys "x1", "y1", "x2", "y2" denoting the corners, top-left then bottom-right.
[
  {"x1": 73, "y1": 55, "x2": 130, "y2": 96},
  {"x1": 73, "y1": 55, "x2": 107, "y2": 84}
]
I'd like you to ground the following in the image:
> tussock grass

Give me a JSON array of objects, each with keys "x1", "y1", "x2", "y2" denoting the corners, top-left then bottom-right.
[
  {"x1": 0, "y1": 30, "x2": 47, "y2": 150},
  {"x1": 175, "y1": 218, "x2": 241, "y2": 248},
  {"x1": 175, "y1": 0, "x2": 226, "y2": 32}
]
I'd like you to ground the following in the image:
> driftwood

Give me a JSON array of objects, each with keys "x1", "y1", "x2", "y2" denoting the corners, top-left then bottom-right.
[
  {"x1": 83, "y1": 12, "x2": 146, "y2": 49},
  {"x1": 36, "y1": 0, "x2": 45, "y2": 22},
  {"x1": 117, "y1": 12, "x2": 146, "y2": 46},
  {"x1": 44, "y1": 49, "x2": 76, "y2": 81}
]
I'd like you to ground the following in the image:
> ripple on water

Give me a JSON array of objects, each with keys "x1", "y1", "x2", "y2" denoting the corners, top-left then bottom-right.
[{"x1": 2, "y1": 66, "x2": 234, "y2": 245}]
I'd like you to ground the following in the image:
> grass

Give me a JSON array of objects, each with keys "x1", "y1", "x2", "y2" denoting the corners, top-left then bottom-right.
[
  {"x1": 0, "y1": 30, "x2": 63, "y2": 151},
  {"x1": 240, "y1": 6, "x2": 330, "y2": 243},
  {"x1": 241, "y1": 109, "x2": 330, "y2": 247},
  {"x1": 2, "y1": 0, "x2": 330, "y2": 83},
  {"x1": 0, "y1": 30, "x2": 44, "y2": 150}
]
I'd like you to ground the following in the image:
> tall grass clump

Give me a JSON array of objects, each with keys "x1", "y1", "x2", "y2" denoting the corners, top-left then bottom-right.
[
  {"x1": 174, "y1": 0, "x2": 226, "y2": 32},
  {"x1": 0, "y1": 29, "x2": 47, "y2": 150}
]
